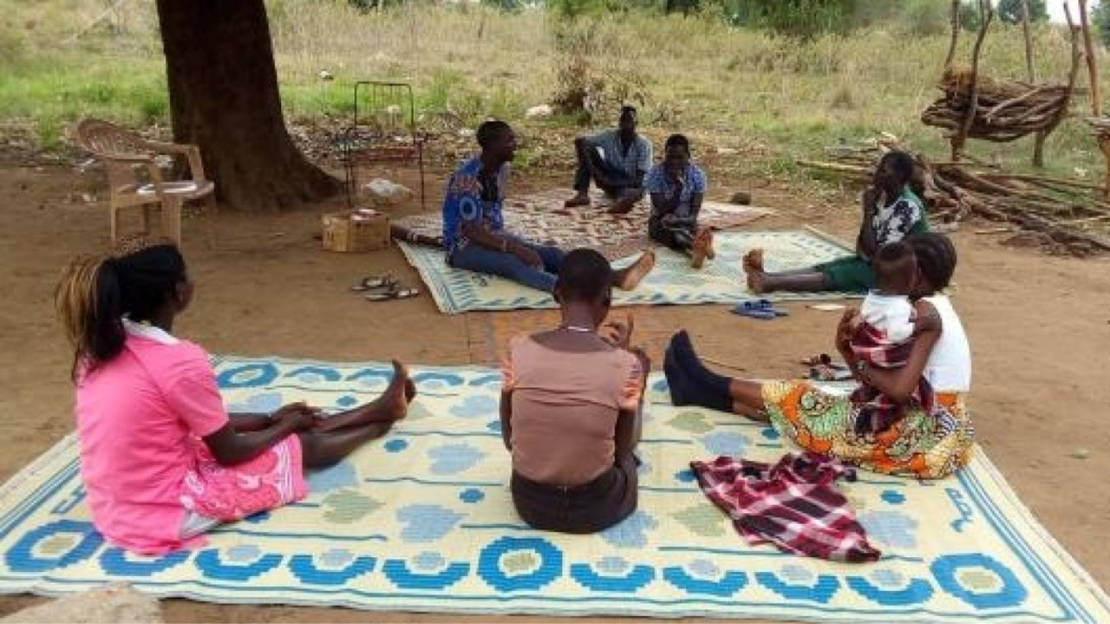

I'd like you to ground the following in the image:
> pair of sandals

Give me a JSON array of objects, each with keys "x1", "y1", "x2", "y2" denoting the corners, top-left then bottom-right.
[
  {"x1": 731, "y1": 299, "x2": 788, "y2": 320},
  {"x1": 350, "y1": 273, "x2": 420, "y2": 301}
]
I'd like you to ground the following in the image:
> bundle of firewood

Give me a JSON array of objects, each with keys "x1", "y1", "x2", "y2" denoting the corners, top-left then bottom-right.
[
  {"x1": 921, "y1": 67, "x2": 1073, "y2": 143},
  {"x1": 800, "y1": 140, "x2": 1110, "y2": 254},
  {"x1": 1087, "y1": 116, "x2": 1110, "y2": 141}
]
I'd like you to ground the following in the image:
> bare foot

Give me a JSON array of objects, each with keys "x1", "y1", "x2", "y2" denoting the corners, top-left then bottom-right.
[
  {"x1": 405, "y1": 377, "x2": 417, "y2": 403},
  {"x1": 705, "y1": 229, "x2": 716, "y2": 260},
  {"x1": 312, "y1": 360, "x2": 410, "y2": 432},
  {"x1": 380, "y1": 360, "x2": 411, "y2": 422},
  {"x1": 744, "y1": 264, "x2": 767, "y2": 295},
  {"x1": 741, "y1": 248, "x2": 767, "y2": 292},
  {"x1": 616, "y1": 250, "x2": 655, "y2": 290},
  {"x1": 742, "y1": 248, "x2": 764, "y2": 272},
  {"x1": 564, "y1": 193, "x2": 591, "y2": 208},
  {"x1": 690, "y1": 228, "x2": 713, "y2": 269}
]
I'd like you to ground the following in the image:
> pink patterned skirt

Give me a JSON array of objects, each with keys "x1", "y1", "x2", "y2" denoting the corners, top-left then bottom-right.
[{"x1": 180, "y1": 435, "x2": 308, "y2": 525}]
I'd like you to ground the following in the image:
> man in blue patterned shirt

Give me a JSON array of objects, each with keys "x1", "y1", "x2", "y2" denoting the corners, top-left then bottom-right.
[
  {"x1": 564, "y1": 106, "x2": 654, "y2": 215},
  {"x1": 442, "y1": 120, "x2": 656, "y2": 293}
]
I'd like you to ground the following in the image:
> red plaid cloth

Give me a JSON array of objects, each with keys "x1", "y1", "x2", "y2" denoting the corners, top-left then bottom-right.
[
  {"x1": 850, "y1": 322, "x2": 935, "y2": 434},
  {"x1": 690, "y1": 452, "x2": 881, "y2": 563}
]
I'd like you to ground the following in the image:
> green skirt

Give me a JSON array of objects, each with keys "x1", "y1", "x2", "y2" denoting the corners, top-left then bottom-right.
[{"x1": 816, "y1": 255, "x2": 873, "y2": 293}]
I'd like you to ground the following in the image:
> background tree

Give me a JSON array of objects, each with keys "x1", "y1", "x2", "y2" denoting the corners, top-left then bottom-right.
[
  {"x1": 155, "y1": 0, "x2": 340, "y2": 211},
  {"x1": 732, "y1": 0, "x2": 858, "y2": 38},
  {"x1": 997, "y1": 0, "x2": 1048, "y2": 25},
  {"x1": 1094, "y1": 0, "x2": 1110, "y2": 45},
  {"x1": 959, "y1": 0, "x2": 983, "y2": 31},
  {"x1": 664, "y1": 0, "x2": 701, "y2": 16}
]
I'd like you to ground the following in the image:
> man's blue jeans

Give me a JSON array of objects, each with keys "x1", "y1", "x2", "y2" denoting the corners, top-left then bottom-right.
[{"x1": 448, "y1": 235, "x2": 565, "y2": 293}]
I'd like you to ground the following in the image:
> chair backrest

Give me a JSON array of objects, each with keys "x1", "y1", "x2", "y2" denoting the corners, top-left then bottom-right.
[
  {"x1": 75, "y1": 119, "x2": 153, "y2": 160},
  {"x1": 75, "y1": 119, "x2": 161, "y2": 191}
]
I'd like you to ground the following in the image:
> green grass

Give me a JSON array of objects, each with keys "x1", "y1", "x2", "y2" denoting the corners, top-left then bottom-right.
[{"x1": 2, "y1": 0, "x2": 1108, "y2": 183}]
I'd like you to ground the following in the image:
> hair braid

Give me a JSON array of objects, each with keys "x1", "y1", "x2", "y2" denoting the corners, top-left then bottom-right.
[
  {"x1": 908, "y1": 232, "x2": 957, "y2": 291},
  {"x1": 55, "y1": 254, "x2": 124, "y2": 379}
]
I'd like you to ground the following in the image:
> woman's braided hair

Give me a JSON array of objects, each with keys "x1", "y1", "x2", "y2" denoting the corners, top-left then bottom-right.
[{"x1": 907, "y1": 232, "x2": 957, "y2": 291}]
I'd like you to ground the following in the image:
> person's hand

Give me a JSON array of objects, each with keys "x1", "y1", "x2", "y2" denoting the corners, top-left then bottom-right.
[
  {"x1": 272, "y1": 402, "x2": 322, "y2": 431},
  {"x1": 835, "y1": 308, "x2": 861, "y2": 355},
  {"x1": 661, "y1": 213, "x2": 677, "y2": 226},
  {"x1": 629, "y1": 345, "x2": 651, "y2": 372},
  {"x1": 600, "y1": 313, "x2": 635, "y2": 350},
  {"x1": 510, "y1": 243, "x2": 543, "y2": 269},
  {"x1": 861, "y1": 187, "x2": 884, "y2": 218},
  {"x1": 862, "y1": 187, "x2": 878, "y2": 208}
]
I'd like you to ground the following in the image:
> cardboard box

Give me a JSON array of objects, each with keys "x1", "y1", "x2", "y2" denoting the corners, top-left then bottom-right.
[{"x1": 322, "y1": 210, "x2": 391, "y2": 252}]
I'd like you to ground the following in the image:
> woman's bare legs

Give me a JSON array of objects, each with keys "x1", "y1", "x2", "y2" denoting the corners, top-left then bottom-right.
[
  {"x1": 727, "y1": 382, "x2": 770, "y2": 422},
  {"x1": 297, "y1": 360, "x2": 413, "y2": 468},
  {"x1": 311, "y1": 360, "x2": 412, "y2": 433},
  {"x1": 743, "y1": 249, "x2": 829, "y2": 295},
  {"x1": 665, "y1": 331, "x2": 768, "y2": 421},
  {"x1": 299, "y1": 422, "x2": 395, "y2": 469}
]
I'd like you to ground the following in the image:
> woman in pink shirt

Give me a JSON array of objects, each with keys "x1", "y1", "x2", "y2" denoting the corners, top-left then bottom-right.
[{"x1": 55, "y1": 244, "x2": 413, "y2": 554}]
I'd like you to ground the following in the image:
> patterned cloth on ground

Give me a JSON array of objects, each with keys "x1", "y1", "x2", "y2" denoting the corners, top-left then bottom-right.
[
  {"x1": 3, "y1": 357, "x2": 1109, "y2": 623},
  {"x1": 691, "y1": 452, "x2": 880, "y2": 563},
  {"x1": 392, "y1": 187, "x2": 772, "y2": 262},
  {"x1": 400, "y1": 229, "x2": 860, "y2": 315}
]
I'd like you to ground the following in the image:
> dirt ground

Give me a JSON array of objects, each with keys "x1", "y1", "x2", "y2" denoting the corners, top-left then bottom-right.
[{"x1": 1, "y1": 157, "x2": 1108, "y2": 623}]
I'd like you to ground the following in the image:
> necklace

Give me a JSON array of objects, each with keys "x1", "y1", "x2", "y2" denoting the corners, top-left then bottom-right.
[{"x1": 559, "y1": 324, "x2": 595, "y2": 333}]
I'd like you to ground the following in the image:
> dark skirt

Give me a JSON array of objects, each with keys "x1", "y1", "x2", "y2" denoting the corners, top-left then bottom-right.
[{"x1": 510, "y1": 453, "x2": 638, "y2": 534}]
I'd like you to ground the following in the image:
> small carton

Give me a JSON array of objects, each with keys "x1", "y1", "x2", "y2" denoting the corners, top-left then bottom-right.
[{"x1": 321, "y1": 210, "x2": 390, "y2": 252}]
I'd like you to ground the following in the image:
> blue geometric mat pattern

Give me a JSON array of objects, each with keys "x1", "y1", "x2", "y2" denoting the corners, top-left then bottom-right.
[
  {"x1": 1, "y1": 357, "x2": 1108, "y2": 622},
  {"x1": 399, "y1": 228, "x2": 863, "y2": 315}
]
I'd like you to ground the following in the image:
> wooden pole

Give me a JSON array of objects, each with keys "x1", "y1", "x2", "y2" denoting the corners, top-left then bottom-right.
[
  {"x1": 1079, "y1": 0, "x2": 1100, "y2": 116},
  {"x1": 954, "y1": 0, "x2": 992, "y2": 161},
  {"x1": 1072, "y1": 0, "x2": 1110, "y2": 196},
  {"x1": 1021, "y1": 0, "x2": 1035, "y2": 82},
  {"x1": 1033, "y1": 3, "x2": 1082, "y2": 168},
  {"x1": 945, "y1": 0, "x2": 962, "y2": 70},
  {"x1": 1023, "y1": 0, "x2": 1045, "y2": 166}
]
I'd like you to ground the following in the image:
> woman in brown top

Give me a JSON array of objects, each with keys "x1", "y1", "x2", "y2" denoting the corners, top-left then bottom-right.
[{"x1": 500, "y1": 248, "x2": 649, "y2": 533}]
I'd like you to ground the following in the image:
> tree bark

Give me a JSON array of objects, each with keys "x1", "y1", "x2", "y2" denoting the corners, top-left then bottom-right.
[
  {"x1": 1020, "y1": 0, "x2": 1035, "y2": 82},
  {"x1": 945, "y1": 0, "x2": 961, "y2": 70},
  {"x1": 155, "y1": 0, "x2": 340, "y2": 211},
  {"x1": 1079, "y1": 0, "x2": 1101, "y2": 116}
]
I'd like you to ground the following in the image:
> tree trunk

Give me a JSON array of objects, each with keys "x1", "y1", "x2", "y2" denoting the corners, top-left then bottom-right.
[
  {"x1": 1079, "y1": 0, "x2": 1101, "y2": 117},
  {"x1": 1020, "y1": 0, "x2": 1035, "y2": 82},
  {"x1": 155, "y1": 0, "x2": 340, "y2": 211}
]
